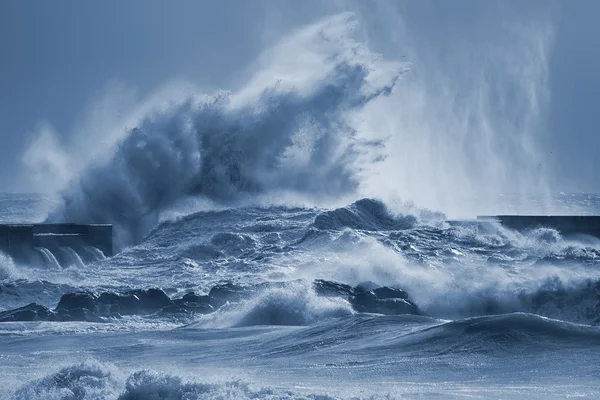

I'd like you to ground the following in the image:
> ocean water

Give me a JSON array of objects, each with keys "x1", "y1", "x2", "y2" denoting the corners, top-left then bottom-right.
[
  {"x1": 2, "y1": 193, "x2": 600, "y2": 399},
  {"x1": 4, "y1": 11, "x2": 600, "y2": 400}
]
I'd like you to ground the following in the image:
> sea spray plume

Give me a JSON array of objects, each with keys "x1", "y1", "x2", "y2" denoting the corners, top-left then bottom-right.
[
  {"x1": 0, "y1": 252, "x2": 19, "y2": 280},
  {"x1": 21, "y1": 123, "x2": 71, "y2": 194},
  {"x1": 349, "y1": 2, "x2": 555, "y2": 216},
  {"x1": 42, "y1": 13, "x2": 407, "y2": 250}
]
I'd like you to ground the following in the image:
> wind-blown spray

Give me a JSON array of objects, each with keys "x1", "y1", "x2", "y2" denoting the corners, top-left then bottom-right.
[{"x1": 30, "y1": 9, "x2": 554, "y2": 249}]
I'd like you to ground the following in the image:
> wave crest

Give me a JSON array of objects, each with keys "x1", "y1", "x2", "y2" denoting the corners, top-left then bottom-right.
[
  {"x1": 13, "y1": 361, "x2": 338, "y2": 400},
  {"x1": 13, "y1": 361, "x2": 120, "y2": 400},
  {"x1": 313, "y1": 198, "x2": 417, "y2": 231}
]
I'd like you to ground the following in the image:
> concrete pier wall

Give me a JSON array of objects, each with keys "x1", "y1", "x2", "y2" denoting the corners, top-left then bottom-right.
[
  {"x1": 0, "y1": 224, "x2": 112, "y2": 264},
  {"x1": 477, "y1": 215, "x2": 600, "y2": 238}
]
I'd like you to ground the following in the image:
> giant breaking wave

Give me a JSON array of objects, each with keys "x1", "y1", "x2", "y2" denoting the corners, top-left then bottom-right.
[{"x1": 42, "y1": 13, "x2": 406, "y2": 250}]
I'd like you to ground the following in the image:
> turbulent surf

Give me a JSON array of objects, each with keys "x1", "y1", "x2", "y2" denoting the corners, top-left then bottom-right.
[{"x1": 2, "y1": 11, "x2": 600, "y2": 400}]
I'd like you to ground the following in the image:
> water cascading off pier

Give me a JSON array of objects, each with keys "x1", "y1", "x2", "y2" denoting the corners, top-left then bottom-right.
[{"x1": 0, "y1": 224, "x2": 112, "y2": 266}]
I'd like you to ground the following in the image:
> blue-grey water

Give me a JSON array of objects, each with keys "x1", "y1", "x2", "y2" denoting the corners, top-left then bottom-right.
[
  {"x1": 2, "y1": 12, "x2": 599, "y2": 399},
  {"x1": 2, "y1": 192, "x2": 600, "y2": 399}
]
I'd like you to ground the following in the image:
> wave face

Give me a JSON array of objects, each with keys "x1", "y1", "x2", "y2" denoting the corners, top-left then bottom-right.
[{"x1": 313, "y1": 198, "x2": 418, "y2": 231}]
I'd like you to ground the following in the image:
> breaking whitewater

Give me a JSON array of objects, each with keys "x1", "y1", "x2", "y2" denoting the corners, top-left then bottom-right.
[{"x1": 3, "y1": 12, "x2": 600, "y2": 400}]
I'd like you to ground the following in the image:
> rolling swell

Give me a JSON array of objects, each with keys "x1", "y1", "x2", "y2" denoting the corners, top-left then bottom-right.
[
  {"x1": 250, "y1": 313, "x2": 600, "y2": 360},
  {"x1": 44, "y1": 14, "x2": 406, "y2": 251},
  {"x1": 394, "y1": 313, "x2": 600, "y2": 355}
]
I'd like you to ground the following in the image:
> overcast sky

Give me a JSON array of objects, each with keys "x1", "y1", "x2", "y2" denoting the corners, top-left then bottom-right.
[{"x1": 1, "y1": 0, "x2": 598, "y2": 193}]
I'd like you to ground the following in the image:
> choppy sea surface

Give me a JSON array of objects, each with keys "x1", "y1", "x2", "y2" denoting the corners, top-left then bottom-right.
[
  {"x1": 4, "y1": 11, "x2": 600, "y2": 399},
  {"x1": 2, "y1": 192, "x2": 600, "y2": 399}
]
